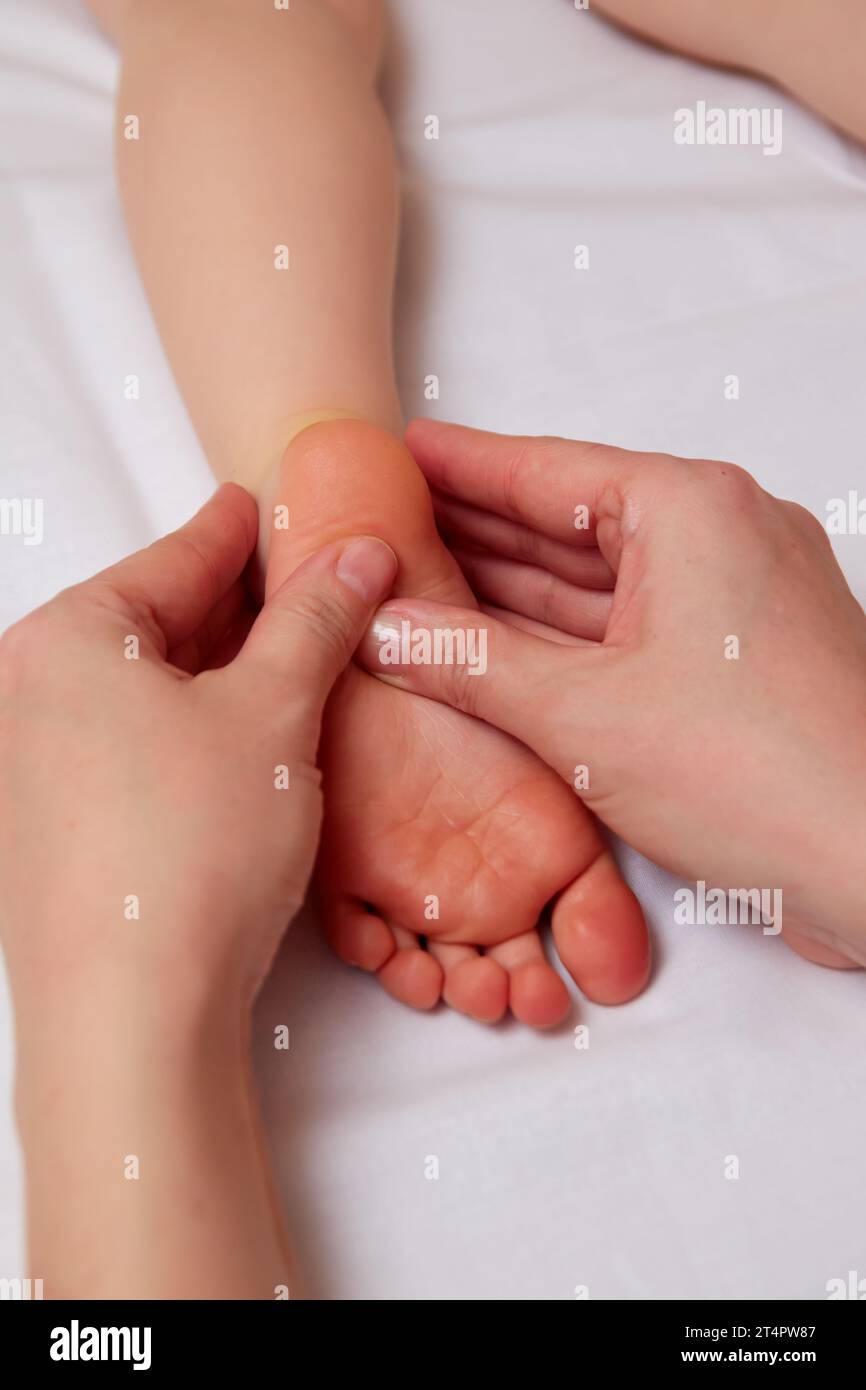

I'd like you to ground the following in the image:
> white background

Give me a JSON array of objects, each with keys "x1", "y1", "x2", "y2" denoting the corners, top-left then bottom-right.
[{"x1": 1, "y1": 0, "x2": 865, "y2": 1298}]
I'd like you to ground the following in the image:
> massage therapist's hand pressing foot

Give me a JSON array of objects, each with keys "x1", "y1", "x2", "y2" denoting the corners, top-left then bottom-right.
[
  {"x1": 262, "y1": 419, "x2": 650, "y2": 1028},
  {"x1": 0, "y1": 485, "x2": 397, "y2": 1298},
  {"x1": 358, "y1": 420, "x2": 866, "y2": 971}
]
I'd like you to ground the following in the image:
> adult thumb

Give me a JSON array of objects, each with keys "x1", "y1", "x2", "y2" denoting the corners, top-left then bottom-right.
[
  {"x1": 238, "y1": 536, "x2": 397, "y2": 722},
  {"x1": 356, "y1": 598, "x2": 590, "y2": 782}
]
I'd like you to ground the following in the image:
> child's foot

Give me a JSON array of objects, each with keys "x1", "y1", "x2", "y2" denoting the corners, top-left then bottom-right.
[{"x1": 264, "y1": 419, "x2": 650, "y2": 1025}]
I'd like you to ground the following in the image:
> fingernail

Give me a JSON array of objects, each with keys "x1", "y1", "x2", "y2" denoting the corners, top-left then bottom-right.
[
  {"x1": 335, "y1": 537, "x2": 397, "y2": 605},
  {"x1": 357, "y1": 614, "x2": 408, "y2": 677}
]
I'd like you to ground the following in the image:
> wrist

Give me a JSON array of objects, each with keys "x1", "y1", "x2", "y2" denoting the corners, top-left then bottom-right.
[
  {"x1": 12, "y1": 962, "x2": 248, "y2": 1133},
  {"x1": 12, "y1": 983, "x2": 290, "y2": 1299},
  {"x1": 5, "y1": 894, "x2": 249, "y2": 1033}
]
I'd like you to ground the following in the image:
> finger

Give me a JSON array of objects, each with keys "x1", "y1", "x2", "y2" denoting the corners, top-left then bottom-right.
[
  {"x1": 167, "y1": 578, "x2": 251, "y2": 675},
  {"x1": 434, "y1": 492, "x2": 615, "y2": 589},
  {"x1": 200, "y1": 603, "x2": 257, "y2": 671},
  {"x1": 449, "y1": 544, "x2": 613, "y2": 641},
  {"x1": 479, "y1": 602, "x2": 596, "y2": 647},
  {"x1": 357, "y1": 597, "x2": 605, "y2": 779},
  {"x1": 406, "y1": 418, "x2": 649, "y2": 545},
  {"x1": 93, "y1": 484, "x2": 258, "y2": 651},
  {"x1": 237, "y1": 535, "x2": 397, "y2": 724}
]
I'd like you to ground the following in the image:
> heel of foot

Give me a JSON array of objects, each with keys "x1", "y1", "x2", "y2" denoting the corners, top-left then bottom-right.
[{"x1": 279, "y1": 407, "x2": 368, "y2": 450}]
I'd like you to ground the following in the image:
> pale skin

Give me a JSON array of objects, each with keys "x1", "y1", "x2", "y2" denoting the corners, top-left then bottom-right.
[
  {"x1": 590, "y1": 0, "x2": 866, "y2": 145},
  {"x1": 5, "y1": 0, "x2": 860, "y2": 1302},
  {"x1": 88, "y1": 0, "x2": 401, "y2": 486},
  {"x1": 359, "y1": 421, "x2": 866, "y2": 969},
  {"x1": 1, "y1": 0, "x2": 861, "y2": 1306},
  {"x1": 266, "y1": 420, "x2": 649, "y2": 1025},
  {"x1": 87, "y1": 0, "x2": 866, "y2": 482},
  {"x1": 0, "y1": 487, "x2": 399, "y2": 1297},
  {"x1": 84, "y1": 0, "x2": 866, "y2": 1018},
  {"x1": 5, "y1": 443, "x2": 865, "y2": 1300},
  {"x1": 86, "y1": 0, "x2": 653, "y2": 1025}
]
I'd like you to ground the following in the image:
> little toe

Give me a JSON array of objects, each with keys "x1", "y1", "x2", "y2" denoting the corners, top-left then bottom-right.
[
  {"x1": 428, "y1": 942, "x2": 509, "y2": 1023},
  {"x1": 325, "y1": 897, "x2": 395, "y2": 972},
  {"x1": 551, "y1": 850, "x2": 651, "y2": 1005},
  {"x1": 377, "y1": 925, "x2": 444, "y2": 1011},
  {"x1": 488, "y1": 932, "x2": 571, "y2": 1028}
]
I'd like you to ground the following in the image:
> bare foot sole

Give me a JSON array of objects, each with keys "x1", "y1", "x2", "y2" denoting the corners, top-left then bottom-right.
[{"x1": 264, "y1": 418, "x2": 652, "y2": 1025}]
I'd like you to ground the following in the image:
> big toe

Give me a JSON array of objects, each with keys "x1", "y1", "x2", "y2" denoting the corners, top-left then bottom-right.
[{"x1": 551, "y1": 850, "x2": 650, "y2": 1005}]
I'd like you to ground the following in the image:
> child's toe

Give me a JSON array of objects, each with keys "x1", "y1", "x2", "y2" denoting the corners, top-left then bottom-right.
[
  {"x1": 376, "y1": 925, "x2": 443, "y2": 1010},
  {"x1": 429, "y1": 942, "x2": 509, "y2": 1023},
  {"x1": 488, "y1": 931, "x2": 571, "y2": 1027},
  {"x1": 551, "y1": 851, "x2": 650, "y2": 1005},
  {"x1": 325, "y1": 897, "x2": 395, "y2": 972}
]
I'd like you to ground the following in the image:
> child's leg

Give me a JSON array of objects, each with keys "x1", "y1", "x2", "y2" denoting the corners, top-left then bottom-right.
[
  {"x1": 591, "y1": 0, "x2": 866, "y2": 144},
  {"x1": 91, "y1": 0, "x2": 401, "y2": 490},
  {"x1": 88, "y1": 0, "x2": 652, "y2": 1024}
]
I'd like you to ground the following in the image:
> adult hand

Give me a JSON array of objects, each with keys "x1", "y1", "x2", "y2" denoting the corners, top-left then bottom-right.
[
  {"x1": 0, "y1": 484, "x2": 396, "y2": 1008},
  {"x1": 0, "y1": 484, "x2": 396, "y2": 1298},
  {"x1": 359, "y1": 421, "x2": 866, "y2": 969}
]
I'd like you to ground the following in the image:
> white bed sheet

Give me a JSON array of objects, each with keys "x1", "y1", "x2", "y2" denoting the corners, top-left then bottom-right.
[{"x1": 2, "y1": 0, "x2": 865, "y2": 1300}]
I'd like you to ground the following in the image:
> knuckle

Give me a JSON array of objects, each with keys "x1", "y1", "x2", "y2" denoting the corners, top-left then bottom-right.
[
  {"x1": 783, "y1": 499, "x2": 827, "y2": 540},
  {"x1": 699, "y1": 458, "x2": 759, "y2": 495},
  {"x1": 501, "y1": 435, "x2": 580, "y2": 522},
  {"x1": 634, "y1": 451, "x2": 681, "y2": 492},
  {"x1": 515, "y1": 522, "x2": 544, "y2": 568},
  {"x1": 286, "y1": 586, "x2": 354, "y2": 663},
  {"x1": 652, "y1": 451, "x2": 685, "y2": 476},
  {"x1": 444, "y1": 646, "x2": 480, "y2": 717},
  {"x1": 780, "y1": 500, "x2": 837, "y2": 565},
  {"x1": 499, "y1": 439, "x2": 533, "y2": 520},
  {"x1": 0, "y1": 611, "x2": 58, "y2": 724},
  {"x1": 0, "y1": 616, "x2": 35, "y2": 663},
  {"x1": 0, "y1": 626, "x2": 28, "y2": 702},
  {"x1": 683, "y1": 458, "x2": 765, "y2": 517},
  {"x1": 171, "y1": 531, "x2": 223, "y2": 612},
  {"x1": 85, "y1": 580, "x2": 165, "y2": 651},
  {"x1": 0, "y1": 612, "x2": 48, "y2": 688},
  {"x1": 538, "y1": 570, "x2": 558, "y2": 627}
]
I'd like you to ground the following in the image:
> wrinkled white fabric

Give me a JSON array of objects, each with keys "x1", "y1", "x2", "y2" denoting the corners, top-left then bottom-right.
[{"x1": 1, "y1": 0, "x2": 864, "y2": 1299}]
